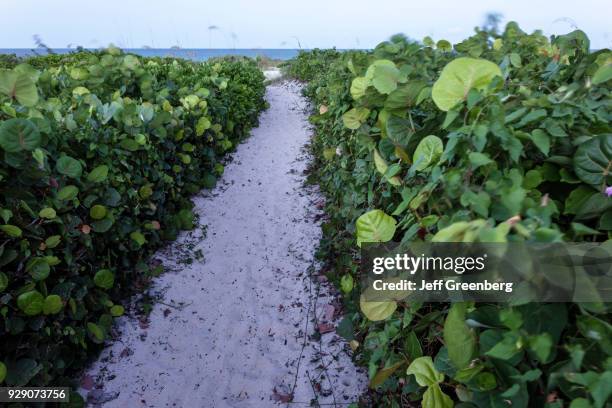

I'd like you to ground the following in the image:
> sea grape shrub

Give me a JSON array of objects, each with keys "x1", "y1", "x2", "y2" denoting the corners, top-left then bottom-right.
[
  {"x1": 285, "y1": 23, "x2": 612, "y2": 407},
  {"x1": 0, "y1": 50, "x2": 265, "y2": 388}
]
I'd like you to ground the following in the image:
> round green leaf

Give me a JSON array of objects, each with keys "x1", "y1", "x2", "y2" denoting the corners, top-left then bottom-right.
[
  {"x1": 432, "y1": 57, "x2": 502, "y2": 111},
  {"x1": 413, "y1": 135, "x2": 443, "y2": 171},
  {"x1": 87, "y1": 165, "x2": 109, "y2": 183},
  {"x1": 45, "y1": 235, "x2": 61, "y2": 248},
  {"x1": 342, "y1": 107, "x2": 370, "y2": 130},
  {"x1": 43, "y1": 294, "x2": 63, "y2": 315},
  {"x1": 0, "y1": 69, "x2": 39, "y2": 107},
  {"x1": 70, "y1": 67, "x2": 89, "y2": 80},
  {"x1": 359, "y1": 294, "x2": 397, "y2": 321},
  {"x1": 90, "y1": 204, "x2": 107, "y2": 220},
  {"x1": 26, "y1": 258, "x2": 50, "y2": 281},
  {"x1": 436, "y1": 40, "x2": 452, "y2": 52},
  {"x1": 57, "y1": 185, "x2": 79, "y2": 200},
  {"x1": 0, "y1": 224, "x2": 22, "y2": 238},
  {"x1": 573, "y1": 134, "x2": 612, "y2": 187},
  {"x1": 87, "y1": 322, "x2": 105, "y2": 343},
  {"x1": 0, "y1": 361, "x2": 6, "y2": 383},
  {"x1": 356, "y1": 209, "x2": 397, "y2": 247},
  {"x1": 0, "y1": 118, "x2": 41, "y2": 152},
  {"x1": 365, "y1": 59, "x2": 401, "y2": 94},
  {"x1": 340, "y1": 274, "x2": 353, "y2": 294},
  {"x1": 56, "y1": 156, "x2": 83, "y2": 179},
  {"x1": 130, "y1": 231, "x2": 146, "y2": 246},
  {"x1": 94, "y1": 269, "x2": 114, "y2": 289},
  {"x1": 196, "y1": 117, "x2": 211, "y2": 136},
  {"x1": 38, "y1": 207, "x2": 56, "y2": 219},
  {"x1": 0, "y1": 272, "x2": 8, "y2": 292},
  {"x1": 350, "y1": 76, "x2": 369, "y2": 99},
  {"x1": 17, "y1": 290, "x2": 44, "y2": 315},
  {"x1": 91, "y1": 217, "x2": 114, "y2": 233},
  {"x1": 110, "y1": 305, "x2": 125, "y2": 317}
]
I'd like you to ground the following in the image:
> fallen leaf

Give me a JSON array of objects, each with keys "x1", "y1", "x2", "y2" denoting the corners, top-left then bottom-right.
[{"x1": 317, "y1": 323, "x2": 335, "y2": 334}]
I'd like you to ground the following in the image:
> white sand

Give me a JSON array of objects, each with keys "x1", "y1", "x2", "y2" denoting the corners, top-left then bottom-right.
[
  {"x1": 263, "y1": 68, "x2": 282, "y2": 82},
  {"x1": 81, "y1": 82, "x2": 366, "y2": 407}
]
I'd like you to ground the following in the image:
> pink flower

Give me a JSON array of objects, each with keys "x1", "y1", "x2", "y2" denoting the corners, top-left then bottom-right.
[{"x1": 606, "y1": 186, "x2": 612, "y2": 197}]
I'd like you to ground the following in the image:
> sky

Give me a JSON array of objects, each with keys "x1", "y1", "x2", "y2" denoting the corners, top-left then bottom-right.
[{"x1": 1, "y1": 0, "x2": 610, "y2": 50}]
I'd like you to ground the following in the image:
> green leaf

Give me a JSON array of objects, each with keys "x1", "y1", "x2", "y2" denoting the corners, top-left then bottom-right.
[
  {"x1": 87, "y1": 322, "x2": 105, "y2": 343},
  {"x1": 373, "y1": 149, "x2": 401, "y2": 186},
  {"x1": 422, "y1": 383, "x2": 453, "y2": 408},
  {"x1": 413, "y1": 135, "x2": 443, "y2": 171},
  {"x1": 0, "y1": 224, "x2": 22, "y2": 237},
  {"x1": 0, "y1": 272, "x2": 8, "y2": 292},
  {"x1": 406, "y1": 356, "x2": 444, "y2": 387},
  {"x1": 130, "y1": 231, "x2": 146, "y2": 246},
  {"x1": 570, "y1": 398, "x2": 593, "y2": 408},
  {"x1": 17, "y1": 290, "x2": 44, "y2": 315},
  {"x1": 444, "y1": 303, "x2": 476, "y2": 370},
  {"x1": 110, "y1": 305, "x2": 125, "y2": 317},
  {"x1": 386, "y1": 115, "x2": 413, "y2": 147},
  {"x1": 120, "y1": 138, "x2": 140, "y2": 151},
  {"x1": 485, "y1": 333, "x2": 522, "y2": 361},
  {"x1": 38, "y1": 207, "x2": 56, "y2": 219},
  {"x1": 340, "y1": 274, "x2": 353, "y2": 294},
  {"x1": 57, "y1": 185, "x2": 79, "y2": 200},
  {"x1": 342, "y1": 107, "x2": 370, "y2": 130},
  {"x1": 26, "y1": 257, "x2": 50, "y2": 281},
  {"x1": 0, "y1": 118, "x2": 41, "y2": 152},
  {"x1": 56, "y1": 156, "x2": 83, "y2": 179},
  {"x1": 350, "y1": 76, "x2": 369, "y2": 99},
  {"x1": 359, "y1": 295, "x2": 396, "y2": 321},
  {"x1": 432, "y1": 57, "x2": 502, "y2": 111},
  {"x1": 384, "y1": 81, "x2": 426, "y2": 110},
  {"x1": 592, "y1": 62, "x2": 612, "y2": 85},
  {"x1": 5, "y1": 359, "x2": 41, "y2": 386},
  {"x1": 43, "y1": 294, "x2": 63, "y2": 315},
  {"x1": 370, "y1": 361, "x2": 405, "y2": 388},
  {"x1": 87, "y1": 165, "x2": 109, "y2": 183},
  {"x1": 474, "y1": 372, "x2": 498, "y2": 391},
  {"x1": 573, "y1": 134, "x2": 612, "y2": 187},
  {"x1": 0, "y1": 69, "x2": 39, "y2": 106},
  {"x1": 523, "y1": 169, "x2": 543, "y2": 189},
  {"x1": 528, "y1": 333, "x2": 553, "y2": 363},
  {"x1": 90, "y1": 204, "x2": 107, "y2": 220},
  {"x1": 365, "y1": 59, "x2": 401, "y2": 94},
  {"x1": 509, "y1": 53, "x2": 522, "y2": 67},
  {"x1": 468, "y1": 152, "x2": 493, "y2": 170},
  {"x1": 44, "y1": 235, "x2": 61, "y2": 249},
  {"x1": 529, "y1": 129, "x2": 551, "y2": 155},
  {"x1": 356, "y1": 209, "x2": 397, "y2": 247},
  {"x1": 196, "y1": 116, "x2": 211, "y2": 136},
  {"x1": 93, "y1": 269, "x2": 114, "y2": 290},
  {"x1": 0, "y1": 361, "x2": 5, "y2": 383}
]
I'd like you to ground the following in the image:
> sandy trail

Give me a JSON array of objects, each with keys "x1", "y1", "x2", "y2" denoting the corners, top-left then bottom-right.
[{"x1": 83, "y1": 82, "x2": 366, "y2": 407}]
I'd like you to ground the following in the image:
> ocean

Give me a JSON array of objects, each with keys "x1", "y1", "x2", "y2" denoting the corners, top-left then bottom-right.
[{"x1": 0, "y1": 48, "x2": 302, "y2": 61}]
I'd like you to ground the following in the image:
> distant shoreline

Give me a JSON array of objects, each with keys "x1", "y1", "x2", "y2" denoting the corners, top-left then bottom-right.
[{"x1": 0, "y1": 48, "x2": 309, "y2": 61}]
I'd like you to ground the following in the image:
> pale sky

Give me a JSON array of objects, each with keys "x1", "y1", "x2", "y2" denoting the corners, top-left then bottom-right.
[{"x1": 1, "y1": 0, "x2": 610, "y2": 49}]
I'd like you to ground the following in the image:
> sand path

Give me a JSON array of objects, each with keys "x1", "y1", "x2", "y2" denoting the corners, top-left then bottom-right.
[{"x1": 82, "y1": 82, "x2": 365, "y2": 407}]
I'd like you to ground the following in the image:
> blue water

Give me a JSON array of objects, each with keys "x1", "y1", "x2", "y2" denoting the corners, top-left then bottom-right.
[{"x1": 0, "y1": 48, "x2": 301, "y2": 61}]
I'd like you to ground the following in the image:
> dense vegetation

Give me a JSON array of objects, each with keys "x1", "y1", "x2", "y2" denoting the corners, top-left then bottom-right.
[
  {"x1": 283, "y1": 24, "x2": 611, "y2": 407},
  {"x1": 0, "y1": 49, "x2": 266, "y2": 393}
]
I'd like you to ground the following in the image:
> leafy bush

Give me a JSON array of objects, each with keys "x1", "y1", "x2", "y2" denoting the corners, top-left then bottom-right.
[
  {"x1": 0, "y1": 49, "x2": 265, "y2": 388},
  {"x1": 285, "y1": 24, "x2": 611, "y2": 407}
]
